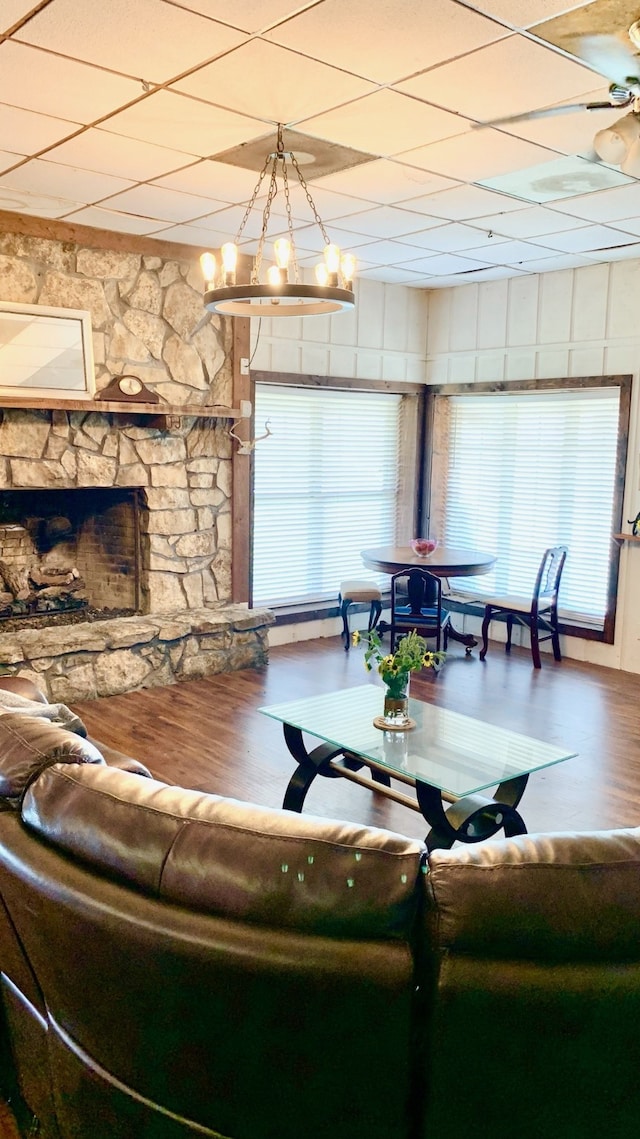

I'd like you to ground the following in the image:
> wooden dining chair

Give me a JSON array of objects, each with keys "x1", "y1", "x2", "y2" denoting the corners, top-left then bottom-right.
[
  {"x1": 390, "y1": 568, "x2": 450, "y2": 654},
  {"x1": 479, "y1": 545, "x2": 568, "y2": 669}
]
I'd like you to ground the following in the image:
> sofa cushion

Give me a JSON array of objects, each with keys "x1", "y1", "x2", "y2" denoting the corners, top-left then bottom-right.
[
  {"x1": 0, "y1": 714, "x2": 105, "y2": 804},
  {"x1": 427, "y1": 829, "x2": 640, "y2": 961},
  {"x1": 21, "y1": 762, "x2": 426, "y2": 939}
]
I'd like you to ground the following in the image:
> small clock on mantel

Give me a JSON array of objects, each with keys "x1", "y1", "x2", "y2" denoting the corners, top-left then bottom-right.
[{"x1": 98, "y1": 375, "x2": 160, "y2": 403}]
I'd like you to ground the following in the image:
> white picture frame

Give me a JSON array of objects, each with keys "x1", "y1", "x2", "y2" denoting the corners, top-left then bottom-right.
[{"x1": 0, "y1": 302, "x2": 95, "y2": 399}]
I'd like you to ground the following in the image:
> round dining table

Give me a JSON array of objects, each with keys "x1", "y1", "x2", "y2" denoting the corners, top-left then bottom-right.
[{"x1": 360, "y1": 544, "x2": 497, "y2": 652}]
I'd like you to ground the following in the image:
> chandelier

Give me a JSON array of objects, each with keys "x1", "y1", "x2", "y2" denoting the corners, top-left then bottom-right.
[{"x1": 200, "y1": 125, "x2": 355, "y2": 318}]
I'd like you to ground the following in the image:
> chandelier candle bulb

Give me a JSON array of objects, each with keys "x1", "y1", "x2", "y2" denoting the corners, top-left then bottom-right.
[
  {"x1": 221, "y1": 243, "x2": 237, "y2": 286},
  {"x1": 199, "y1": 252, "x2": 216, "y2": 288},
  {"x1": 274, "y1": 238, "x2": 291, "y2": 270}
]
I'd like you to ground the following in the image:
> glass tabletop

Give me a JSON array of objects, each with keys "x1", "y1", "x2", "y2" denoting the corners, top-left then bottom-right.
[{"x1": 260, "y1": 685, "x2": 576, "y2": 798}]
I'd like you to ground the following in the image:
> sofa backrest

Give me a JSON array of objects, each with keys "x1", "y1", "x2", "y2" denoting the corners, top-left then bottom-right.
[{"x1": 0, "y1": 712, "x2": 427, "y2": 1139}]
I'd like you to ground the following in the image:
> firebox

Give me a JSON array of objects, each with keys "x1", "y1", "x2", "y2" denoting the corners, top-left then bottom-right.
[{"x1": 0, "y1": 488, "x2": 142, "y2": 621}]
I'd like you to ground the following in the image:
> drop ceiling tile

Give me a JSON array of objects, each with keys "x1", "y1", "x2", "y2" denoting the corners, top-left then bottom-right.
[
  {"x1": 399, "y1": 130, "x2": 557, "y2": 182},
  {"x1": 97, "y1": 184, "x2": 230, "y2": 223},
  {"x1": 98, "y1": 91, "x2": 266, "y2": 158},
  {"x1": 394, "y1": 34, "x2": 603, "y2": 123},
  {"x1": 478, "y1": 154, "x2": 635, "y2": 202},
  {"x1": 264, "y1": 0, "x2": 507, "y2": 84},
  {"x1": 283, "y1": 223, "x2": 384, "y2": 253},
  {"x1": 1, "y1": 1, "x2": 40, "y2": 32},
  {"x1": 312, "y1": 159, "x2": 458, "y2": 204},
  {"x1": 492, "y1": 89, "x2": 621, "y2": 158},
  {"x1": 549, "y1": 183, "x2": 640, "y2": 222},
  {"x1": 185, "y1": 204, "x2": 269, "y2": 240},
  {"x1": 0, "y1": 159, "x2": 134, "y2": 204},
  {"x1": 402, "y1": 252, "x2": 494, "y2": 275},
  {"x1": 602, "y1": 216, "x2": 640, "y2": 236},
  {"x1": 173, "y1": 41, "x2": 375, "y2": 123},
  {"x1": 330, "y1": 204, "x2": 438, "y2": 239},
  {"x1": 0, "y1": 150, "x2": 24, "y2": 173},
  {"x1": 358, "y1": 265, "x2": 433, "y2": 284},
  {"x1": 0, "y1": 42, "x2": 142, "y2": 123},
  {"x1": 0, "y1": 187, "x2": 84, "y2": 218},
  {"x1": 514, "y1": 252, "x2": 600, "y2": 273},
  {"x1": 464, "y1": 1, "x2": 591, "y2": 29},
  {"x1": 153, "y1": 159, "x2": 261, "y2": 202},
  {"x1": 399, "y1": 184, "x2": 526, "y2": 220},
  {"x1": 588, "y1": 241, "x2": 640, "y2": 261},
  {"x1": 472, "y1": 204, "x2": 590, "y2": 238},
  {"x1": 266, "y1": 184, "x2": 378, "y2": 223},
  {"x1": 339, "y1": 239, "x2": 430, "y2": 266},
  {"x1": 61, "y1": 206, "x2": 169, "y2": 235},
  {"x1": 528, "y1": 222, "x2": 640, "y2": 253},
  {"x1": 0, "y1": 103, "x2": 80, "y2": 154},
  {"x1": 42, "y1": 128, "x2": 199, "y2": 182},
  {"x1": 465, "y1": 237, "x2": 559, "y2": 263},
  {"x1": 406, "y1": 222, "x2": 504, "y2": 253},
  {"x1": 299, "y1": 90, "x2": 472, "y2": 157},
  {"x1": 17, "y1": 0, "x2": 248, "y2": 83},
  {"x1": 152, "y1": 222, "x2": 244, "y2": 247},
  {"x1": 174, "y1": 1, "x2": 308, "y2": 32}
]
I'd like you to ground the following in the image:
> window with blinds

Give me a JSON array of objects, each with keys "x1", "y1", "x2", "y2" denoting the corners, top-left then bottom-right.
[
  {"x1": 439, "y1": 387, "x2": 622, "y2": 627},
  {"x1": 253, "y1": 384, "x2": 405, "y2": 607}
]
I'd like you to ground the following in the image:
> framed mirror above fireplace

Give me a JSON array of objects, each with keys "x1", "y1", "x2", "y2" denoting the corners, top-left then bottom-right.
[{"x1": 0, "y1": 302, "x2": 95, "y2": 399}]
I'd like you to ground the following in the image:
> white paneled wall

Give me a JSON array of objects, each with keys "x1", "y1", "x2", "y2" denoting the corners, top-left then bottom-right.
[
  {"x1": 426, "y1": 257, "x2": 640, "y2": 674},
  {"x1": 249, "y1": 275, "x2": 428, "y2": 382}
]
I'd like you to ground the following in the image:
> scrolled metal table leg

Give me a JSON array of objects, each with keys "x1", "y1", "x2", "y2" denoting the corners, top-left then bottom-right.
[
  {"x1": 416, "y1": 775, "x2": 529, "y2": 851},
  {"x1": 282, "y1": 723, "x2": 347, "y2": 812}
]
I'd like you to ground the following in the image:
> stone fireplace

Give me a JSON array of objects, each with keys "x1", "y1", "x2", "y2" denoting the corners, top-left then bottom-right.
[
  {"x1": 0, "y1": 406, "x2": 272, "y2": 702},
  {"x1": 0, "y1": 487, "x2": 141, "y2": 619}
]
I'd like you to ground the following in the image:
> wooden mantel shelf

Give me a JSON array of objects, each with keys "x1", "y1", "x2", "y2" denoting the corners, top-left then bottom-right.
[
  {"x1": 613, "y1": 533, "x2": 640, "y2": 542},
  {"x1": 0, "y1": 395, "x2": 246, "y2": 429}
]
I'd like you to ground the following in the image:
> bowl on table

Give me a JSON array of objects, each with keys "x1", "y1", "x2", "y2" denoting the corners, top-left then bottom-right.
[{"x1": 410, "y1": 538, "x2": 439, "y2": 558}]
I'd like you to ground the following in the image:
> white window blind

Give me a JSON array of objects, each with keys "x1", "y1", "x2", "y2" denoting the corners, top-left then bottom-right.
[
  {"x1": 441, "y1": 388, "x2": 620, "y2": 626},
  {"x1": 253, "y1": 385, "x2": 402, "y2": 606}
]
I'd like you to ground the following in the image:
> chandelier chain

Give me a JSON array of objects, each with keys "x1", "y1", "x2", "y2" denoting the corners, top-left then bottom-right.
[
  {"x1": 253, "y1": 163, "x2": 280, "y2": 283},
  {"x1": 281, "y1": 158, "x2": 300, "y2": 284},
  {"x1": 233, "y1": 153, "x2": 271, "y2": 247},
  {"x1": 289, "y1": 150, "x2": 331, "y2": 247}
]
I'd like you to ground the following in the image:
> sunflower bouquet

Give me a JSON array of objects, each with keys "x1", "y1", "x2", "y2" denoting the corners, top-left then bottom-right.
[{"x1": 352, "y1": 628, "x2": 445, "y2": 696}]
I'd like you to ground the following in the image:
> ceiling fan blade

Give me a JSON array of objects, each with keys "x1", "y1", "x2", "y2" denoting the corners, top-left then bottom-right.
[
  {"x1": 472, "y1": 99, "x2": 629, "y2": 130},
  {"x1": 534, "y1": 0, "x2": 640, "y2": 89}
]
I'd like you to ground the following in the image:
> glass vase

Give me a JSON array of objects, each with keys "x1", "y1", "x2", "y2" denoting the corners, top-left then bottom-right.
[{"x1": 383, "y1": 673, "x2": 410, "y2": 726}]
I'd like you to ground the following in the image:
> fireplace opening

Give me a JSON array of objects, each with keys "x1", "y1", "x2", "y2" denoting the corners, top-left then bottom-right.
[{"x1": 0, "y1": 488, "x2": 142, "y2": 626}]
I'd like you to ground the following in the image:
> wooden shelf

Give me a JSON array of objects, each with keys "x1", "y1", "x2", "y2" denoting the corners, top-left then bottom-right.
[
  {"x1": 613, "y1": 533, "x2": 640, "y2": 542},
  {"x1": 0, "y1": 396, "x2": 245, "y2": 429}
]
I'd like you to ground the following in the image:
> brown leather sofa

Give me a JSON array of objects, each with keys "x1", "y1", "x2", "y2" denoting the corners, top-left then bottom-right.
[{"x1": 0, "y1": 677, "x2": 639, "y2": 1139}]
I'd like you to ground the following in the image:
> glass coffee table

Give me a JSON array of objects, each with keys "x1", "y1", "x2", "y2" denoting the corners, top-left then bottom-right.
[{"x1": 260, "y1": 685, "x2": 576, "y2": 851}]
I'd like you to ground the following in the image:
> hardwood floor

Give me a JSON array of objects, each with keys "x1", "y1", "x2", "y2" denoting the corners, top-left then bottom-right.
[
  {"x1": 68, "y1": 635, "x2": 640, "y2": 843},
  {"x1": 2, "y1": 634, "x2": 640, "y2": 1136}
]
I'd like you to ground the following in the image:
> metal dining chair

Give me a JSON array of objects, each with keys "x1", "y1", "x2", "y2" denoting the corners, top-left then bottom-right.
[
  {"x1": 390, "y1": 567, "x2": 450, "y2": 654},
  {"x1": 479, "y1": 545, "x2": 568, "y2": 669}
]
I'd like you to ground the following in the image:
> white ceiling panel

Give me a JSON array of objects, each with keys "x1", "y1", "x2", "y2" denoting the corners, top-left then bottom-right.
[
  {"x1": 0, "y1": 0, "x2": 638, "y2": 291},
  {"x1": 514, "y1": 252, "x2": 601, "y2": 272},
  {"x1": 0, "y1": 103, "x2": 80, "y2": 154},
  {"x1": 172, "y1": 0, "x2": 311, "y2": 34},
  {"x1": 42, "y1": 129, "x2": 199, "y2": 182},
  {"x1": 472, "y1": 205, "x2": 589, "y2": 238},
  {"x1": 299, "y1": 90, "x2": 472, "y2": 157},
  {"x1": 0, "y1": 159, "x2": 134, "y2": 202},
  {"x1": 398, "y1": 130, "x2": 558, "y2": 183},
  {"x1": 97, "y1": 184, "x2": 231, "y2": 223},
  {"x1": 463, "y1": 1, "x2": 592, "y2": 29},
  {"x1": 61, "y1": 206, "x2": 169, "y2": 235},
  {"x1": 312, "y1": 160, "x2": 458, "y2": 204},
  {"x1": 264, "y1": 0, "x2": 508, "y2": 84},
  {"x1": 0, "y1": 187, "x2": 84, "y2": 218},
  {"x1": 17, "y1": 0, "x2": 248, "y2": 83},
  {"x1": 173, "y1": 41, "x2": 375, "y2": 124},
  {"x1": 549, "y1": 183, "x2": 640, "y2": 222},
  {"x1": 98, "y1": 91, "x2": 267, "y2": 158},
  {"x1": 0, "y1": 42, "x2": 142, "y2": 124},
  {"x1": 0, "y1": 1, "x2": 40, "y2": 33},
  {"x1": 398, "y1": 184, "x2": 527, "y2": 220},
  {"x1": 527, "y1": 222, "x2": 640, "y2": 252},
  {"x1": 394, "y1": 34, "x2": 603, "y2": 123}
]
